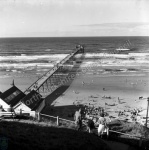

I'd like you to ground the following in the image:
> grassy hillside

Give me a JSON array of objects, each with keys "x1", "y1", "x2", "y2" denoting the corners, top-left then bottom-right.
[
  {"x1": 0, "y1": 121, "x2": 111, "y2": 150},
  {"x1": 108, "y1": 120, "x2": 149, "y2": 138},
  {"x1": 108, "y1": 120, "x2": 149, "y2": 149}
]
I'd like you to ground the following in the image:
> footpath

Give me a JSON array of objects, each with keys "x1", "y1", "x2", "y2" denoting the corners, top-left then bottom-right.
[{"x1": 104, "y1": 140, "x2": 137, "y2": 150}]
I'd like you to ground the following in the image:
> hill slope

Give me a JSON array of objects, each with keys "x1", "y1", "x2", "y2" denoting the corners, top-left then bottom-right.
[{"x1": 0, "y1": 121, "x2": 111, "y2": 150}]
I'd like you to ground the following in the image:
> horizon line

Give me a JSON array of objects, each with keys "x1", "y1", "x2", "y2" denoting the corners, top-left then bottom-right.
[{"x1": 0, "y1": 35, "x2": 149, "y2": 38}]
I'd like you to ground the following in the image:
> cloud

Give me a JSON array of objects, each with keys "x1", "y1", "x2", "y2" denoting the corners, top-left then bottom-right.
[
  {"x1": 74, "y1": 22, "x2": 149, "y2": 36},
  {"x1": 79, "y1": 22, "x2": 149, "y2": 28}
]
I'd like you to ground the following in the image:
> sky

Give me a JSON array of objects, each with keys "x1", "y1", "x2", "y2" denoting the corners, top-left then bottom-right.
[{"x1": 0, "y1": 0, "x2": 149, "y2": 37}]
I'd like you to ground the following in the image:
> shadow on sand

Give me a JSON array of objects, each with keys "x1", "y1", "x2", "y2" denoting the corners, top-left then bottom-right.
[
  {"x1": 41, "y1": 104, "x2": 82, "y2": 121},
  {"x1": 41, "y1": 55, "x2": 84, "y2": 118}
]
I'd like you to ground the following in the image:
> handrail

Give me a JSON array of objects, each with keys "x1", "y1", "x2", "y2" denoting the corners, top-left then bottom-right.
[
  {"x1": 40, "y1": 113, "x2": 57, "y2": 119},
  {"x1": 59, "y1": 117, "x2": 74, "y2": 124},
  {"x1": 40, "y1": 113, "x2": 75, "y2": 124},
  {"x1": 39, "y1": 113, "x2": 148, "y2": 141},
  {"x1": 108, "y1": 129, "x2": 144, "y2": 139}
]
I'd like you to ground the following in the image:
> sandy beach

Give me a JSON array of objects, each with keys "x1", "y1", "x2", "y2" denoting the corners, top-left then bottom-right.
[{"x1": 42, "y1": 64, "x2": 149, "y2": 125}]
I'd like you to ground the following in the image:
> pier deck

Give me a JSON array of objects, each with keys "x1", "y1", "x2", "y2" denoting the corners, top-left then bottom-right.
[{"x1": 24, "y1": 45, "x2": 84, "y2": 97}]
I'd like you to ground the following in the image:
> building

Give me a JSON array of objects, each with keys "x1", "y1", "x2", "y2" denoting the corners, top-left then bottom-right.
[
  {"x1": 0, "y1": 85, "x2": 26, "y2": 111},
  {"x1": 0, "y1": 85, "x2": 45, "y2": 118},
  {"x1": 15, "y1": 90, "x2": 45, "y2": 117}
]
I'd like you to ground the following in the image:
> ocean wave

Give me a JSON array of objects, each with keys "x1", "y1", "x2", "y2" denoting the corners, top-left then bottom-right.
[
  {"x1": 98, "y1": 74, "x2": 146, "y2": 77},
  {"x1": 1, "y1": 52, "x2": 149, "y2": 62},
  {"x1": 101, "y1": 49, "x2": 107, "y2": 51},
  {"x1": 80, "y1": 52, "x2": 149, "y2": 67},
  {"x1": 84, "y1": 52, "x2": 149, "y2": 59},
  {"x1": 81, "y1": 59, "x2": 149, "y2": 67},
  {"x1": 129, "y1": 53, "x2": 149, "y2": 57},
  {"x1": 116, "y1": 48, "x2": 130, "y2": 51},
  {"x1": 0, "y1": 52, "x2": 149, "y2": 72},
  {"x1": 80, "y1": 66, "x2": 149, "y2": 73},
  {"x1": 37, "y1": 69, "x2": 51, "y2": 72},
  {"x1": 0, "y1": 63, "x2": 54, "y2": 69},
  {"x1": 21, "y1": 54, "x2": 26, "y2": 56},
  {"x1": 45, "y1": 49, "x2": 51, "y2": 51},
  {"x1": 0, "y1": 74, "x2": 11, "y2": 78},
  {"x1": 0, "y1": 54, "x2": 67, "y2": 62}
]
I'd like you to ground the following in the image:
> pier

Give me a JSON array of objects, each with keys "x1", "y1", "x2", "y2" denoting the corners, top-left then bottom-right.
[{"x1": 24, "y1": 45, "x2": 84, "y2": 98}]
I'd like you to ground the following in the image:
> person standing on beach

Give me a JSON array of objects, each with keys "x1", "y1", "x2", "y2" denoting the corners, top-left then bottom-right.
[
  {"x1": 98, "y1": 113, "x2": 107, "y2": 138},
  {"x1": 74, "y1": 108, "x2": 82, "y2": 131}
]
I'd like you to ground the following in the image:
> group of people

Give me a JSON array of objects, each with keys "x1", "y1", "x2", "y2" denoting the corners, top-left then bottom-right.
[
  {"x1": 84, "y1": 105, "x2": 105, "y2": 117},
  {"x1": 118, "y1": 108, "x2": 142, "y2": 122},
  {"x1": 74, "y1": 108, "x2": 109, "y2": 138}
]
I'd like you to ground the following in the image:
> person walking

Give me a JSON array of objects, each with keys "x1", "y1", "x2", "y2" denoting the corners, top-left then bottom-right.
[
  {"x1": 87, "y1": 117, "x2": 95, "y2": 133},
  {"x1": 98, "y1": 113, "x2": 107, "y2": 138},
  {"x1": 74, "y1": 108, "x2": 82, "y2": 131}
]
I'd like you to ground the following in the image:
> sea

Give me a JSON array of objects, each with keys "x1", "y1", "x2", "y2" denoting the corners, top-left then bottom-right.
[{"x1": 0, "y1": 36, "x2": 149, "y2": 92}]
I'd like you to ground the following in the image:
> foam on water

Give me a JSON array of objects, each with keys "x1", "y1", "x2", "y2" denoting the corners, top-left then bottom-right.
[
  {"x1": 45, "y1": 49, "x2": 51, "y2": 51},
  {"x1": 85, "y1": 52, "x2": 149, "y2": 59},
  {"x1": 0, "y1": 52, "x2": 149, "y2": 76},
  {"x1": 0, "y1": 54, "x2": 67, "y2": 62},
  {"x1": 82, "y1": 52, "x2": 149, "y2": 66},
  {"x1": 0, "y1": 54, "x2": 68, "y2": 72},
  {"x1": 0, "y1": 63, "x2": 54, "y2": 68},
  {"x1": 81, "y1": 60, "x2": 149, "y2": 67}
]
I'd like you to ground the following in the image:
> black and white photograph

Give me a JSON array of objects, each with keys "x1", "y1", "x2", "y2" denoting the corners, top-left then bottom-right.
[{"x1": 0, "y1": 0, "x2": 149, "y2": 149}]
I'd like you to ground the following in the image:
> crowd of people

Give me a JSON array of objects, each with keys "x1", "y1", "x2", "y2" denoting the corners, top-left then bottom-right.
[{"x1": 74, "y1": 105, "x2": 109, "y2": 138}]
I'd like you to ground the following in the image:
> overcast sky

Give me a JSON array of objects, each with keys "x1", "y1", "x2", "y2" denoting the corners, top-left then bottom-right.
[{"x1": 0, "y1": 0, "x2": 149, "y2": 37}]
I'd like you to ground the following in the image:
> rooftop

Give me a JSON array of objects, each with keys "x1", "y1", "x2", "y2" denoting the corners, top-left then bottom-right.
[
  {"x1": 0, "y1": 86, "x2": 26, "y2": 107},
  {"x1": 21, "y1": 90, "x2": 43, "y2": 111}
]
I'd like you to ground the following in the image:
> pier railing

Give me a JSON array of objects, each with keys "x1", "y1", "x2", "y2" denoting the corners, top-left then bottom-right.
[{"x1": 24, "y1": 45, "x2": 84, "y2": 95}]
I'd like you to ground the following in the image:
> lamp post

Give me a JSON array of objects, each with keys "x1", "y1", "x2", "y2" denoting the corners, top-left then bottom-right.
[{"x1": 145, "y1": 97, "x2": 149, "y2": 127}]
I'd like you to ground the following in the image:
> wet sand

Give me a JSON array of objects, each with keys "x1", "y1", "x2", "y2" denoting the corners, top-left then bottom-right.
[{"x1": 0, "y1": 73, "x2": 39, "y2": 92}]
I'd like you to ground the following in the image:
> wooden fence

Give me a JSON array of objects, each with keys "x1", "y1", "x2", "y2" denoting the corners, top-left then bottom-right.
[
  {"x1": 38, "y1": 113, "x2": 149, "y2": 149},
  {"x1": 39, "y1": 113, "x2": 75, "y2": 127}
]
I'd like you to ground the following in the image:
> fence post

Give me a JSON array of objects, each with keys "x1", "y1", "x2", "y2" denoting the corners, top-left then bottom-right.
[
  {"x1": 57, "y1": 116, "x2": 59, "y2": 126},
  {"x1": 38, "y1": 112, "x2": 40, "y2": 121}
]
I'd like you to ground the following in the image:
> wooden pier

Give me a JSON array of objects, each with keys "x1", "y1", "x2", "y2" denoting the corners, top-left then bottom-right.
[{"x1": 24, "y1": 45, "x2": 84, "y2": 98}]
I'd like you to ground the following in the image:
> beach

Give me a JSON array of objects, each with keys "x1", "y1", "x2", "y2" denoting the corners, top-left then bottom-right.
[
  {"x1": 0, "y1": 37, "x2": 149, "y2": 125},
  {"x1": 41, "y1": 58, "x2": 149, "y2": 125},
  {"x1": 53, "y1": 74, "x2": 149, "y2": 108}
]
